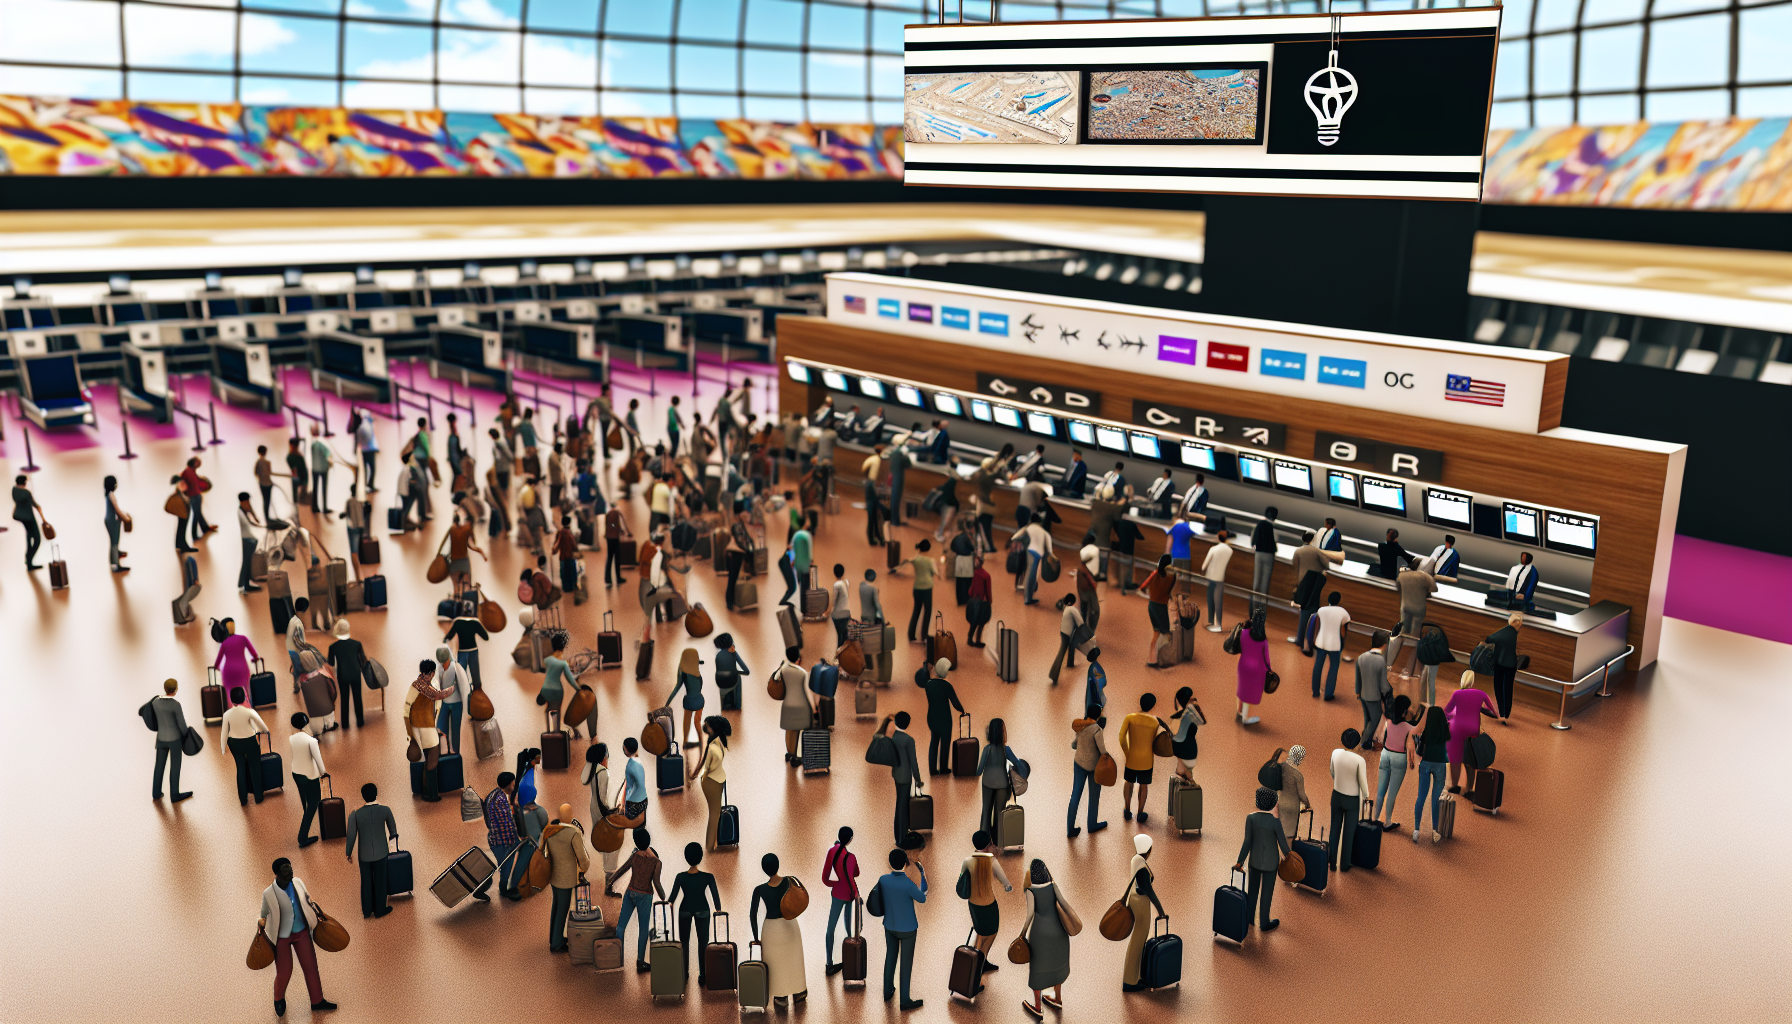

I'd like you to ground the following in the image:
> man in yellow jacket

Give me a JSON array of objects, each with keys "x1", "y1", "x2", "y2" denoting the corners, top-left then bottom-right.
[
  {"x1": 1117, "y1": 693, "x2": 1161, "y2": 825},
  {"x1": 544, "y1": 803, "x2": 590, "y2": 953}
]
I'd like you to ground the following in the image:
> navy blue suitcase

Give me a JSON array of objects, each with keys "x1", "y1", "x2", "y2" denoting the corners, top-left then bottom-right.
[
  {"x1": 1351, "y1": 800, "x2": 1383, "y2": 869},
  {"x1": 657, "y1": 752, "x2": 685, "y2": 794},
  {"x1": 387, "y1": 506, "x2": 405, "y2": 532},
  {"x1": 385, "y1": 838, "x2": 414, "y2": 896},
  {"x1": 716, "y1": 785, "x2": 740, "y2": 848},
  {"x1": 437, "y1": 752, "x2": 465, "y2": 792},
  {"x1": 258, "y1": 734, "x2": 285, "y2": 794},
  {"x1": 249, "y1": 658, "x2": 278, "y2": 708},
  {"x1": 1140, "y1": 916, "x2": 1182, "y2": 989},
  {"x1": 364, "y1": 574, "x2": 387, "y2": 608},
  {"x1": 1292, "y1": 809, "x2": 1328, "y2": 895},
  {"x1": 270, "y1": 594, "x2": 295, "y2": 635},
  {"x1": 1212, "y1": 868, "x2": 1249, "y2": 944},
  {"x1": 410, "y1": 760, "x2": 428, "y2": 795}
]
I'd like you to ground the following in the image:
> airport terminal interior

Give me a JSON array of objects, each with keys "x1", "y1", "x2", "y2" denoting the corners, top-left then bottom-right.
[{"x1": 1, "y1": 1, "x2": 1789, "y2": 1021}]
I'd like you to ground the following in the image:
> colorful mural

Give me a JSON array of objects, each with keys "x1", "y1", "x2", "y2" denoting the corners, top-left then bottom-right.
[
  {"x1": 0, "y1": 95, "x2": 902, "y2": 180},
  {"x1": 1483, "y1": 117, "x2": 1792, "y2": 211}
]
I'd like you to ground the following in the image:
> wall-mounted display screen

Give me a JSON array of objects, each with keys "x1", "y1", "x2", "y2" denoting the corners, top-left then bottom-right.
[
  {"x1": 1502, "y1": 502, "x2": 1539, "y2": 543},
  {"x1": 859, "y1": 376, "x2": 887, "y2": 399},
  {"x1": 1128, "y1": 431, "x2": 1162, "y2": 460},
  {"x1": 1179, "y1": 441, "x2": 1215, "y2": 471},
  {"x1": 1545, "y1": 510, "x2": 1598, "y2": 557},
  {"x1": 1424, "y1": 487, "x2": 1473, "y2": 528},
  {"x1": 970, "y1": 398, "x2": 993, "y2": 422},
  {"x1": 1095, "y1": 424, "x2": 1127, "y2": 452},
  {"x1": 1361, "y1": 477, "x2": 1407, "y2": 517},
  {"x1": 1272, "y1": 459, "x2": 1313, "y2": 495},
  {"x1": 993, "y1": 405, "x2": 1023, "y2": 429},
  {"x1": 1237, "y1": 452, "x2": 1270, "y2": 486},
  {"x1": 895, "y1": 385, "x2": 924, "y2": 408},
  {"x1": 1327, "y1": 470, "x2": 1359, "y2": 506},
  {"x1": 1068, "y1": 420, "x2": 1096, "y2": 446},
  {"x1": 786, "y1": 362, "x2": 811, "y2": 383},
  {"x1": 821, "y1": 370, "x2": 849, "y2": 392},
  {"x1": 933, "y1": 392, "x2": 964, "y2": 417},
  {"x1": 1026, "y1": 411, "x2": 1059, "y2": 438}
]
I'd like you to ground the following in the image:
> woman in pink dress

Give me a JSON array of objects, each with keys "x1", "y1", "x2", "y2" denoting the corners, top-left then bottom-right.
[
  {"x1": 213, "y1": 617, "x2": 260, "y2": 709},
  {"x1": 1234, "y1": 612, "x2": 1270, "y2": 725},
  {"x1": 1444, "y1": 671, "x2": 1496, "y2": 793}
]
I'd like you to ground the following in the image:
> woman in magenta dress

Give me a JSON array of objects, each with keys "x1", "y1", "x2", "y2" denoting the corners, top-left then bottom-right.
[
  {"x1": 1234, "y1": 611, "x2": 1270, "y2": 725},
  {"x1": 213, "y1": 617, "x2": 260, "y2": 709},
  {"x1": 1444, "y1": 671, "x2": 1496, "y2": 793}
]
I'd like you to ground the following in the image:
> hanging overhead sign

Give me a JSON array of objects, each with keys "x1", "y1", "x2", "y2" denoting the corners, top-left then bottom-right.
[
  {"x1": 1314, "y1": 430, "x2": 1446, "y2": 482},
  {"x1": 901, "y1": 7, "x2": 1500, "y2": 201},
  {"x1": 975, "y1": 372, "x2": 1100, "y2": 411},
  {"x1": 1132, "y1": 399, "x2": 1287, "y2": 453}
]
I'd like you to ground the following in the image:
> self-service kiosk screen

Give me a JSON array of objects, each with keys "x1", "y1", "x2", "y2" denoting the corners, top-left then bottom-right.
[
  {"x1": 1095, "y1": 425, "x2": 1127, "y2": 452},
  {"x1": 786, "y1": 362, "x2": 811, "y2": 383},
  {"x1": 970, "y1": 399, "x2": 993, "y2": 423},
  {"x1": 821, "y1": 370, "x2": 849, "y2": 392},
  {"x1": 1424, "y1": 488, "x2": 1473, "y2": 528},
  {"x1": 1327, "y1": 470, "x2": 1359, "y2": 506},
  {"x1": 1272, "y1": 460, "x2": 1313, "y2": 495},
  {"x1": 895, "y1": 385, "x2": 924, "y2": 408},
  {"x1": 1502, "y1": 502, "x2": 1539, "y2": 543},
  {"x1": 1361, "y1": 477, "x2": 1407, "y2": 516},
  {"x1": 1179, "y1": 441, "x2": 1215, "y2": 471},
  {"x1": 1026, "y1": 412, "x2": 1058, "y2": 438},
  {"x1": 1068, "y1": 420, "x2": 1096, "y2": 446},
  {"x1": 1237, "y1": 452, "x2": 1270, "y2": 486},
  {"x1": 1544, "y1": 511, "x2": 1598, "y2": 557},
  {"x1": 859, "y1": 377, "x2": 886, "y2": 400},
  {"x1": 933, "y1": 393, "x2": 964, "y2": 417},
  {"x1": 1128, "y1": 432, "x2": 1162, "y2": 460},
  {"x1": 992, "y1": 405, "x2": 1022, "y2": 430}
]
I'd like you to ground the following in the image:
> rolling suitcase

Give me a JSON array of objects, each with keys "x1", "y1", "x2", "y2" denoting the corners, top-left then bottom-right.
[
  {"x1": 1436, "y1": 795, "x2": 1457, "y2": 839},
  {"x1": 816, "y1": 695, "x2": 836, "y2": 728},
  {"x1": 269, "y1": 593, "x2": 295, "y2": 636},
  {"x1": 1167, "y1": 776, "x2": 1202, "y2": 835},
  {"x1": 738, "y1": 942, "x2": 769, "y2": 1010},
  {"x1": 541, "y1": 728, "x2": 570, "y2": 770},
  {"x1": 48, "y1": 546, "x2": 68, "y2": 589},
  {"x1": 1140, "y1": 914, "x2": 1183, "y2": 990},
  {"x1": 437, "y1": 752, "x2": 465, "y2": 792},
  {"x1": 363, "y1": 574, "x2": 387, "y2": 609},
  {"x1": 649, "y1": 901, "x2": 686, "y2": 999},
  {"x1": 344, "y1": 579, "x2": 365, "y2": 612},
  {"x1": 991, "y1": 621, "x2": 1019, "y2": 683},
  {"x1": 908, "y1": 792, "x2": 933, "y2": 831},
  {"x1": 711, "y1": 531, "x2": 730, "y2": 572},
  {"x1": 318, "y1": 775, "x2": 347, "y2": 841},
  {"x1": 733, "y1": 580, "x2": 758, "y2": 611},
  {"x1": 704, "y1": 911, "x2": 738, "y2": 991},
  {"x1": 1351, "y1": 799, "x2": 1383, "y2": 868},
  {"x1": 801, "y1": 728, "x2": 831, "y2": 773},
  {"x1": 598, "y1": 610, "x2": 623, "y2": 670},
  {"x1": 716, "y1": 785, "x2": 740, "y2": 848},
  {"x1": 1213, "y1": 868, "x2": 1249, "y2": 944},
  {"x1": 258, "y1": 732, "x2": 285, "y2": 793},
  {"x1": 385, "y1": 836, "x2": 414, "y2": 896},
  {"x1": 657, "y1": 751, "x2": 685, "y2": 793},
  {"x1": 358, "y1": 536, "x2": 380, "y2": 564},
  {"x1": 250, "y1": 658, "x2": 279, "y2": 707},
  {"x1": 886, "y1": 539, "x2": 901, "y2": 572},
  {"x1": 1291, "y1": 809, "x2": 1328, "y2": 895},
  {"x1": 841, "y1": 898, "x2": 868, "y2": 985},
  {"x1": 875, "y1": 650, "x2": 893, "y2": 684},
  {"x1": 473, "y1": 717, "x2": 504, "y2": 760},
  {"x1": 201, "y1": 682, "x2": 226, "y2": 724},
  {"x1": 431, "y1": 847, "x2": 499, "y2": 910},
  {"x1": 593, "y1": 934, "x2": 624, "y2": 971},
  {"x1": 951, "y1": 714, "x2": 980, "y2": 778},
  {"x1": 997, "y1": 800, "x2": 1025, "y2": 851},
  {"x1": 777, "y1": 605, "x2": 801, "y2": 651},
  {"x1": 854, "y1": 679, "x2": 877, "y2": 717},
  {"x1": 1471, "y1": 768, "x2": 1505, "y2": 815},
  {"x1": 949, "y1": 929, "x2": 985, "y2": 1002},
  {"x1": 387, "y1": 506, "x2": 405, "y2": 532},
  {"x1": 635, "y1": 638, "x2": 655, "y2": 681}
]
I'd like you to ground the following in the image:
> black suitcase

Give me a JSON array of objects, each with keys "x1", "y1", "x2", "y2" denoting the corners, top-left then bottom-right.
[
  {"x1": 907, "y1": 793, "x2": 933, "y2": 831},
  {"x1": 270, "y1": 593, "x2": 295, "y2": 636},
  {"x1": 1351, "y1": 800, "x2": 1382, "y2": 870},
  {"x1": 250, "y1": 658, "x2": 278, "y2": 708},
  {"x1": 951, "y1": 713, "x2": 979, "y2": 777},
  {"x1": 410, "y1": 759, "x2": 432, "y2": 796},
  {"x1": 716, "y1": 791, "x2": 740, "y2": 848},
  {"x1": 385, "y1": 837, "x2": 414, "y2": 896},
  {"x1": 258, "y1": 733, "x2": 285, "y2": 793},
  {"x1": 363, "y1": 573, "x2": 387, "y2": 608},
  {"x1": 437, "y1": 752, "x2": 465, "y2": 792},
  {"x1": 598, "y1": 610, "x2": 623, "y2": 669},
  {"x1": 1471, "y1": 767, "x2": 1505, "y2": 815},
  {"x1": 1291, "y1": 808, "x2": 1328, "y2": 895},
  {"x1": 991, "y1": 620, "x2": 1019, "y2": 683},
  {"x1": 886, "y1": 539, "x2": 901, "y2": 571},
  {"x1": 800, "y1": 728, "x2": 830, "y2": 773},
  {"x1": 318, "y1": 775, "x2": 346, "y2": 841},
  {"x1": 1140, "y1": 915, "x2": 1182, "y2": 990},
  {"x1": 1213, "y1": 868, "x2": 1249, "y2": 944},
  {"x1": 657, "y1": 751, "x2": 685, "y2": 793},
  {"x1": 635, "y1": 638, "x2": 655, "y2": 681},
  {"x1": 387, "y1": 506, "x2": 406, "y2": 531}
]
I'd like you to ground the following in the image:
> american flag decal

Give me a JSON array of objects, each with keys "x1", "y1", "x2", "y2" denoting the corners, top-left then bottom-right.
[
  {"x1": 1445, "y1": 374, "x2": 1505, "y2": 407},
  {"x1": 843, "y1": 295, "x2": 866, "y2": 314}
]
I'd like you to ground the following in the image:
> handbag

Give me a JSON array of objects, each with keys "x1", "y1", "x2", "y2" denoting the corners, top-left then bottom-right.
[
  {"x1": 1277, "y1": 848, "x2": 1307, "y2": 883},
  {"x1": 685, "y1": 602, "x2": 713, "y2": 638},
  {"x1": 1007, "y1": 934, "x2": 1031, "y2": 964},
  {"x1": 1098, "y1": 877, "x2": 1137, "y2": 941},
  {"x1": 865, "y1": 732, "x2": 898, "y2": 767},
  {"x1": 477, "y1": 588, "x2": 507, "y2": 632},
  {"x1": 1469, "y1": 642, "x2": 1497, "y2": 675},
  {"x1": 247, "y1": 929, "x2": 277, "y2": 970},
  {"x1": 779, "y1": 877, "x2": 810, "y2": 918},
  {"x1": 181, "y1": 725, "x2": 205, "y2": 757},
  {"x1": 836, "y1": 640, "x2": 866, "y2": 678},
  {"x1": 406, "y1": 736, "x2": 422, "y2": 762},
  {"x1": 1151, "y1": 718, "x2": 1174, "y2": 758},
  {"x1": 307, "y1": 900, "x2": 351, "y2": 952},
  {"x1": 426, "y1": 535, "x2": 450, "y2": 584},
  {"x1": 1223, "y1": 622, "x2": 1244, "y2": 656},
  {"x1": 1094, "y1": 752, "x2": 1118, "y2": 787},
  {"x1": 467, "y1": 686, "x2": 495, "y2": 721},
  {"x1": 41, "y1": 521, "x2": 55, "y2": 540},
  {"x1": 460, "y1": 786, "x2": 483, "y2": 823},
  {"x1": 1055, "y1": 886, "x2": 1083, "y2": 936},
  {"x1": 1263, "y1": 668, "x2": 1281, "y2": 694},
  {"x1": 164, "y1": 493, "x2": 189, "y2": 518},
  {"x1": 767, "y1": 663, "x2": 787, "y2": 701}
]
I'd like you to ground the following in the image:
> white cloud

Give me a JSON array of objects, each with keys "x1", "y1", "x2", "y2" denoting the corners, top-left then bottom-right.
[
  {"x1": 0, "y1": 0, "x2": 122, "y2": 63},
  {"x1": 239, "y1": 13, "x2": 301, "y2": 58}
]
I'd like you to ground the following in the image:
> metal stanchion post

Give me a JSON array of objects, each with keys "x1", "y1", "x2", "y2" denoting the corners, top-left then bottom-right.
[
  {"x1": 191, "y1": 412, "x2": 205, "y2": 452},
  {"x1": 207, "y1": 401, "x2": 224, "y2": 445},
  {"x1": 320, "y1": 395, "x2": 332, "y2": 437},
  {"x1": 119, "y1": 414, "x2": 138, "y2": 460},
  {"x1": 20, "y1": 425, "x2": 41, "y2": 472},
  {"x1": 289, "y1": 404, "x2": 300, "y2": 438}
]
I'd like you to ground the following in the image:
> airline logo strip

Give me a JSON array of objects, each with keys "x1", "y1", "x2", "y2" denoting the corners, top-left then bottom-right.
[
  {"x1": 876, "y1": 298, "x2": 901, "y2": 318},
  {"x1": 941, "y1": 307, "x2": 971, "y2": 330},
  {"x1": 1259, "y1": 349, "x2": 1307, "y2": 380},
  {"x1": 1158, "y1": 335, "x2": 1198, "y2": 365},
  {"x1": 1317, "y1": 356, "x2": 1368, "y2": 388},
  {"x1": 907, "y1": 303, "x2": 933, "y2": 324},
  {"x1": 978, "y1": 312, "x2": 1009, "y2": 336},
  {"x1": 1207, "y1": 341, "x2": 1249, "y2": 372}
]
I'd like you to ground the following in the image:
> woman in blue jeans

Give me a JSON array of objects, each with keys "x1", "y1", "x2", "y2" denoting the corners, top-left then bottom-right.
[
  {"x1": 1412, "y1": 705, "x2": 1452, "y2": 843},
  {"x1": 1374, "y1": 695, "x2": 1419, "y2": 833}
]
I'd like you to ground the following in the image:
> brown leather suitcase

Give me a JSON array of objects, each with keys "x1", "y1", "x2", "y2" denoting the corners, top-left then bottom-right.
[
  {"x1": 928, "y1": 612, "x2": 958, "y2": 670},
  {"x1": 358, "y1": 536, "x2": 381, "y2": 564},
  {"x1": 201, "y1": 677, "x2": 226, "y2": 724},
  {"x1": 841, "y1": 899, "x2": 867, "y2": 985},
  {"x1": 704, "y1": 911, "x2": 738, "y2": 991},
  {"x1": 635, "y1": 638, "x2": 655, "y2": 681},
  {"x1": 948, "y1": 930, "x2": 985, "y2": 1002},
  {"x1": 318, "y1": 775, "x2": 346, "y2": 841},
  {"x1": 48, "y1": 553, "x2": 69, "y2": 590}
]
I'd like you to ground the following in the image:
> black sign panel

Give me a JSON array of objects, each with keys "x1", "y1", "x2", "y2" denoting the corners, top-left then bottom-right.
[
  {"x1": 1314, "y1": 431, "x2": 1445, "y2": 483},
  {"x1": 975, "y1": 372, "x2": 1100, "y2": 412},
  {"x1": 1265, "y1": 35, "x2": 1497, "y2": 157},
  {"x1": 1130, "y1": 399, "x2": 1287, "y2": 452}
]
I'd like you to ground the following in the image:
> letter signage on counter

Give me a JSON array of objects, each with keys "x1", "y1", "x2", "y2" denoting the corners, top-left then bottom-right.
[
  {"x1": 976, "y1": 372, "x2": 1100, "y2": 412},
  {"x1": 1314, "y1": 430, "x2": 1445, "y2": 482},
  {"x1": 827, "y1": 272, "x2": 1566, "y2": 434},
  {"x1": 1132, "y1": 399, "x2": 1287, "y2": 453}
]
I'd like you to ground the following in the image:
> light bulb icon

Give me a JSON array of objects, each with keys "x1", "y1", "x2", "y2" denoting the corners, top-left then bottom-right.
[{"x1": 1303, "y1": 49, "x2": 1359, "y2": 147}]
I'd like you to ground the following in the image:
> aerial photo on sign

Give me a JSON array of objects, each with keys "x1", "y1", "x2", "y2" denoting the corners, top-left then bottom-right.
[
  {"x1": 903, "y1": 71, "x2": 1080, "y2": 145},
  {"x1": 1086, "y1": 67, "x2": 1264, "y2": 142}
]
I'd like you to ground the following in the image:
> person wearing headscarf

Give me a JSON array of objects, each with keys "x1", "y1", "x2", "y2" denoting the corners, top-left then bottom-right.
[
  {"x1": 667, "y1": 648, "x2": 707, "y2": 748},
  {"x1": 1121, "y1": 834, "x2": 1167, "y2": 992},
  {"x1": 1278, "y1": 745, "x2": 1312, "y2": 839}
]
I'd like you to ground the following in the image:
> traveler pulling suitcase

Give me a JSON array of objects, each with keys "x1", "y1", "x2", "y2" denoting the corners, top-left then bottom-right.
[
  {"x1": 385, "y1": 835, "x2": 414, "y2": 896},
  {"x1": 318, "y1": 774, "x2": 347, "y2": 841},
  {"x1": 431, "y1": 847, "x2": 499, "y2": 910},
  {"x1": 951, "y1": 713, "x2": 980, "y2": 778},
  {"x1": 1290, "y1": 809, "x2": 1328, "y2": 895},
  {"x1": 1471, "y1": 768, "x2": 1505, "y2": 815},
  {"x1": 1167, "y1": 776, "x2": 1202, "y2": 836},
  {"x1": 1212, "y1": 868, "x2": 1250, "y2": 945},
  {"x1": 704, "y1": 911, "x2": 738, "y2": 991},
  {"x1": 949, "y1": 928, "x2": 986, "y2": 1002},
  {"x1": 258, "y1": 732, "x2": 285, "y2": 794},
  {"x1": 1140, "y1": 914, "x2": 1183, "y2": 990},
  {"x1": 777, "y1": 605, "x2": 802, "y2": 651},
  {"x1": 658, "y1": 751, "x2": 685, "y2": 793},
  {"x1": 738, "y1": 941, "x2": 769, "y2": 1010},
  {"x1": 990, "y1": 620, "x2": 1019, "y2": 683},
  {"x1": 801, "y1": 728, "x2": 831, "y2": 773},
  {"x1": 908, "y1": 792, "x2": 933, "y2": 832},
  {"x1": 716, "y1": 784, "x2": 740, "y2": 848},
  {"x1": 649, "y1": 900, "x2": 686, "y2": 999},
  {"x1": 598, "y1": 610, "x2": 624, "y2": 670}
]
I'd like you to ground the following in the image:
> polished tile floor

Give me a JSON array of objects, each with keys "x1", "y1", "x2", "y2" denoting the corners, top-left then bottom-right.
[{"x1": 0, "y1": 390, "x2": 1787, "y2": 1024}]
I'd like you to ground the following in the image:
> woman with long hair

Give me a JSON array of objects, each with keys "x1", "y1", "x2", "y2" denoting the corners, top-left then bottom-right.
[
  {"x1": 1169, "y1": 686, "x2": 1203, "y2": 784},
  {"x1": 1374, "y1": 695, "x2": 1420, "y2": 832},
  {"x1": 1412, "y1": 706, "x2": 1452, "y2": 843},
  {"x1": 1019, "y1": 858, "x2": 1077, "y2": 1017},
  {"x1": 1234, "y1": 610, "x2": 1271, "y2": 725},
  {"x1": 213, "y1": 616, "x2": 260, "y2": 710},
  {"x1": 689, "y1": 716, "x2": 731, "y2": 850},
  {"x1": 667, "y1": 648, "x2": 706, "y2": 748}
]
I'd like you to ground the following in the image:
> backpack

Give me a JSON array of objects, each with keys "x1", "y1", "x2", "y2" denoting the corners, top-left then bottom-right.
[
  {"x1": 809, "y1": 661, "x2": 840, "y2": 698},
  {"x1": 1258, "y1": 747, "x2": 1284, "y2": 790},
  {"x1": 866, "y1": 879, "x2": 885, "y2": 918}
]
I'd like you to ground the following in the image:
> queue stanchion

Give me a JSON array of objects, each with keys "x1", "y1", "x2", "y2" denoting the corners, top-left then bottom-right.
[
  {"x1": 119, "y1": 414, "x2": 138, "y2": 460},
  {"x1": 319, "y1": 395, "x2": 332, "y2": 437},
  {"x1": 20, "y1": 424, "x2": 40, "y2": 472},
  {"x1": 207, "y1": 401, "x2": 224, "y2": 445},
  {"x1": 190, "y1": 410, "x2": 206, "y2": 452}
]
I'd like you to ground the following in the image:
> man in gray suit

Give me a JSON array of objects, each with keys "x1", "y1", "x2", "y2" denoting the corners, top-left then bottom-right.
[
  {"x1": 1355, "y1": 631, "x2": 1392, "y2": 741},
  {"x1": 149, "y1": 678, "x2": 192, "y2": 802},
  {"x1": 888, "y1": 711, "x2": 922, "y2": 843},
  {"x1": 1287, "y1": 531, "x2": 1329, "y2": 653},
  {"x1": 344, "y1": 782, "x2": 398, "y2": 919},
  {"x1": 859, "y1": 568, "x2": 884, "y2": 625},
  {"x1": 1390, "y1": 559, "x2": 1438, "y2": 671},
  {"x1": 1233, "y1": 786, "x2": 1292, "y2": 933}
]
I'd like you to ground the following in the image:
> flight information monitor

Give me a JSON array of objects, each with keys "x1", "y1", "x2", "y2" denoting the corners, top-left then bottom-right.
[
  {"x1": 1095, "y1": 424, "x2": 1127, "y2": 452},
  {"x1": 1327, "y1": 470, "x2": 1359, "y2": 506},
  {"x1": 1179, "y1": 441, "x2": 1216, "y2": 471},
  {"x1": 1128, "y1": 431, "x2": 1162, "y2": 460},
  {"x1": 895, "y1": 385, "x2": 924, "y2": 408},
  {"x1": 785, "y1": 362, "x2": 811, "y2": 384},
  {"x1": 821, "y1": 370, "x2": 849, "y2": 392},
  {"x1": 1424, "y1": 487, "x2": 1473, "y2": 528},
  {"x1": 933, "y1": 392, "x2": 964, "y2": 417},
  {"x1": 1272, "y1": 459, "x2": 1313, "y2": 495},
  {"x1": 1361, "y1": 476, "x2": 1407, "y2": 517},
  {"x1": 970, "y1": 398, "x2": 993, "y2": 423},
  {"x1": 1545, "y1": 510, "x2": 1598, "y2": 557},
  {"x1": 1026, "y1": 411, "x2": 1059, "y2": 438},
  {"x1": 1502, "y1": 502, "x2": 1539, "y2": 544},
  {"x1": 859, "y1": 377, "x2": 887, "y2": 399},
  {"x1": 1237, "y1": 452, "x2": 1271, "y2": 486},
  {"x1": 1067, "y1": 420, "x2": 1097, "y2": 446},
  {"x1": 993, "y1": 405, "x2": 1023, "y2": 429}
]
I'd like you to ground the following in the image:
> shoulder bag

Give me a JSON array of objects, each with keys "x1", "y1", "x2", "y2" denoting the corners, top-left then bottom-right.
[
  {"x1": 426, "y1": 534, "x2": 450, "y2": 585},
  {"x1": 307, "y1": 899, "x2": 351, "y2": 953},
  {"x1": 767, "y1": 662, "x2": 787, "y2": 701},
  {"x1": 1151, "y1": 718, "x2": 1175, "y2": 758},
  {"x1": 1098, "y1": 875, "x2": 1137, "y2": 941},
  {"x1": 1277, "y1": 847, "x2": 1307, "y2": 883},
  {"x1": 1223, "y1": 622, "x2": 1244, "y2": 656},
  {"x1": 780, "y1": 877, "x2": 810, "y2": 918},
  {"x1": 247, "y1": 929, "x2": 277, "y2": 971},
  {"x1": 1055, "y1": 884, "x2": 1084, "y2": 936}
]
